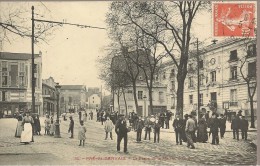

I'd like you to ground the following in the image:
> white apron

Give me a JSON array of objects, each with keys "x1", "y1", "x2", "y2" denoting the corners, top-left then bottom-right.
[{"x1": 20, "y1": 123, "x2": 33, "y2": 143}]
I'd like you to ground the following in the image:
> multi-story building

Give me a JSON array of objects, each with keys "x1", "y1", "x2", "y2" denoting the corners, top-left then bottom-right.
[
  {"x1": 42, "y1": 77, "x2": 57, "y2": 116},
  {"x1": 86, "y1": 87, "x2": 101, "y2": 109},
  {"x1": 159, "y1": 38, "x2": 257, "y2": 118},
  {"x1": 0, "y1": 52, "x2": 42, "y2": 116},
  {"x1": 60, "y1": 85, "x2": 87, "y2": 113}
]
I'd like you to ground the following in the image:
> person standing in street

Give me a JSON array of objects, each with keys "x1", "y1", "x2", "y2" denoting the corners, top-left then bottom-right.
[
  {"x1": 44, "y1": 115, "x2": 51, "y2": 135},
  {"x1": 210, "y1": 113, "x2": 220, "y2": 145},
  {"x1": 136, "y1": 117, "x2": 144, "y2": 142},
  {"x1": 241, "y1": 116, "x2": 249, "y2": 140},
  {"x1": 104, "y1": 117, "x2": 114, "y2": 140},
  {"x1": 115, "y1": 114, "x2": 129, "y2": 153},
  {"x1": 20, "y1": 112, "x2": 34, "y2": 144},
  {"x1": 68, "y1": 116, "x2": 74, "y2": 138},
  {"x1": 219, "y1": 114, "x2": 226, "y2": 139},
  {"x1": 34, "y1": 115, "x2": 41, "y2": 135},
  {"x1": 153, "y1": 118, "x2": 161, "y2": 143},
  {"x1": 144, "y1": 116, "x2": 152, "y2": 141},
  {"x1": 159, "y1": 112, "x2": 165, "y2": 129},
  {"x1": 165, "y1": 111, "x2": 171, "y2": 129},
  {"x1": 78, "y1": 121, "x2": 87, "y2": 146},
  {"x1": 185, "y1": 114, "x2": 196, "y2": 149},
  {"x1": 231, "y1": 115, "x2": 240, "y2": 140},
  {"x1": 197, "y1": 115, "x2": 208, "y2": 143},
  {"x1": 173, "y1": 115, "x2": 184, "y2": 145},
  {"x1": 15, "y1": 113, "x2": 23, "y2": 138}
]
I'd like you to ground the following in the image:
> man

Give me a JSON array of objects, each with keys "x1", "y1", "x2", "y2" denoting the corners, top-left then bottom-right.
[
  {"x1": 115, "y1": 114, "x2": 129, "y2": 153},
  {"x1": 153, "y1": 118, "x2": 161, "y2": 143},
  {"x1": 241, "y1": 116, "x2": 249, "y2": 140},
  {"x1": 210, "y1": 113, "x2": 220, "y2": 145},
  {"x1": 173, "y1": 115, "x2": 184, "y2": 145},
  {"x1": 185, "y1": 114, "x2": 196, "y2": 149},
  {"x1": 231, "y1": 115, "x2": 240, "y2": 140},
  {"x1": 68, "y1": 116, "x2": 74, "y2": 138},
  {"x1": 136, "y1": 117, "x2": 144, "y2": 142},
  {"x1": 219, "y1": 114, "x2": 226, "y2": 139},
  {"x1": 165, "y1": 111, "x2": 171, "y2": 129},
  {"x1": 159, "y1": 112, "x2": 165, "y2": 129},
  {"x1": 144, "y1": 117, "x2": 152, "y2": 140}
]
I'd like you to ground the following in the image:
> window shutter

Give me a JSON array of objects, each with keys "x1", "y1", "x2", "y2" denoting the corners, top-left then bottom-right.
[
  {"x1": 7, "y1": 92, "x2": 11, "y2": 101},
  {"x1": 0, "y1": 61, "x2": 2, "y2": 71},
  {"x1": 0, "y1": 91, "x2": 2, "y2": 101},
  {"x1": 16, "y1": 76, "x2": 19, "y2": 86},
  {"x1": 8, "y1": 76, "x2": 11, "y2": 87}
]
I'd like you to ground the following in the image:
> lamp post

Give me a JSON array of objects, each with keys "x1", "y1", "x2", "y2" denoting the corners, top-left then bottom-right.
[
  {"x1": 54, "y1": 83, "x2": 61, "y2": 138},
  {"x1": 143, "y1": 95, "x2": 147, "y2": 117}
]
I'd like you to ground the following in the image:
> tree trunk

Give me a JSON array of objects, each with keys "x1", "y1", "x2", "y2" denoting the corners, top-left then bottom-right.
[
  {"x1": 249, "y1": 96, "x2": 255, "y2": 128},
  {"x1": 148, "y1": 87, "x2": 153, "y2": 115},
  {"x1": 122, "y1": 89, "x2": 128, "y2": 117},
  {"x1": 132, "y1": 81, "x2": 139, "y2": 113},
  {"x1": 176, "y1": 74, "x2": 185, "y2": 118},
  {"x1": 117, "y1": 90, "x2": 120, "y2": 114}
]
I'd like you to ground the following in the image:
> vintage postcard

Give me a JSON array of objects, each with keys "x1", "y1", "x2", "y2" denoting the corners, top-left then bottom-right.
[{"x1": 0, "y1": 1, "x2": 258, "y2": 165}]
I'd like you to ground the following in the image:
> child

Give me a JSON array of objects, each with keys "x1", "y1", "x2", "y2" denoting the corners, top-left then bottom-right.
[
  {"x1": 49, "y1": 118, "x2": 55, "y2": 136},
  {"x1": 78, "y1": 121, "x2": 86, "y2": 146},
  {"x1": 44, "y1": 115, "x2": 51, "y2": 135}
]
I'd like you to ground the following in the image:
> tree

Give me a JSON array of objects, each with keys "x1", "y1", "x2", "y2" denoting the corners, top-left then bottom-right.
[
  {"x1": 107, "y1": 1, "x2": 209, "y2": 118},
  {"x1": 238, "y1": 38, "x2": 257, "y2": 128}
]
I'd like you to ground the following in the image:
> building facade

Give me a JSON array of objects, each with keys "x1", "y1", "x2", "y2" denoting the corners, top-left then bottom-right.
[
  {"x1": 159, "y1": 38, "x2": 257, "y2": 118},
  {"x1": 60, "y1": 85, "x2": 87, "y2": 113},
  {"x1": 86, "y1": 87, "x2": 101, "y2": 109},
  {"x1": 42, "y1": 77, "x2": 57, "y2": 116},
  {"x1": 0, "y1": 52, "x2": 42, "y2": 116},
  {"x1": 113, "y1": 82, "x2": 167, "y2": 117}
]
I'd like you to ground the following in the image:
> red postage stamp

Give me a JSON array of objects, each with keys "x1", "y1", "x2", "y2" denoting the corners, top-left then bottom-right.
[{"x1": 213, "y1": 2, "x2": 256, "y2": 37}]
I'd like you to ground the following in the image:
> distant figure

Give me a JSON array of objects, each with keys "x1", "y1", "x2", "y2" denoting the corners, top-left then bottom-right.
[
  {"x1": 136, "y1": 117, "x2": 144, "y2": 142},
  {"x1": 20, "y1": 112, "x2": 34, "y2": 144},
  {"x1": 78, "y1": 121, "x2": 87, "y2": 146},
  {"x1": 68, "y1": 116, "x2": 74, "y2": 138},
  {"x1": 15, "y1": 114, "x2": 23, "y2": 138},
  {"x1": 49, "y1": 119, "x2": 55, "y2": 136},
  {"x1": 219, "y1": 114, "x2": 226, "y2": 139},
  {"x1": 44, "y1": 115, "x2": 51, "y2": 135},
  {"x1": 89, "y1": 110, "x2": 93, "y2": 120},
  {"x1": 153, "y1": 118, "x2": 161, "y2": 143},
  {"x1": 173, "y1": 115, "x2": 184, "y2": 145},
  {"x1": 34, "y1": 115, "x2": 41, "y2": 135},
  {"x1": 210, "y1": 113, "x2": 220, "y2": 145},
  {"x1": 231, "y1": 115, "x2": 240, "y2": 140},
  {"x1": 185, "y1": 115, "x2": 196, "y2": 149},
  {"x1": 144, "y1": 117, "x2": 152, "y2": 141},
  {"x1": 104, "y1": 117, "x2": 114, "y2": 140},
  {"x1": 241, "y1": 116, "x2": 249, "y2": 140},
  {"x1": 115, "y1": 114, "x2": 129, "y2": 153},
  {"x1": 197, "y1": 115, "x2": 208, "y2": 143}
]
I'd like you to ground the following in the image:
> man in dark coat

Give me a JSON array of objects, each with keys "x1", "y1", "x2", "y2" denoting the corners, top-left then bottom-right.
[
  {"x1": 68, "y1": 116, "x2": 74, "y2": 138},
  {"x1": 153, "y1": 118, "x2": 161, "y2": 143},
  {"x1": 115, "y1": 114, "x2": 129, "y2": 153},
  {"x1": 173, "y1": 115, "x2": 184, "y2": 145},
  {"x1": 159, "y1": 112, "x2": 165, "y2": 129},
  {"x1": 219, "y1": 114, "x2": 226, "y2": 139},
  {"x1": 136, "y1": 117, "x2": 144, "y2": 142},
  {"x1": 34, "y1": 115, "x2": 41, "y2": 135},
  {"x1": 165, "y1": 111, "x2": 171, "y2": 129},
  {"x1": 241, "y1": 116, "x2": 249, "y2": 140},
  {"x1": 231, "y1": 115, "x2": 241, "y2": 140},
  {"x1": 144, "y1": 117, "x2": 152, "y2": 140},
  {"x1": 210, "y1": 113, "x2": 220, "y2": 145}
]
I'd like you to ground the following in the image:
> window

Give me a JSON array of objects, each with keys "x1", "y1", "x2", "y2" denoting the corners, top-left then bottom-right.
[
  {"x1": 189, "y1": 95, "x2": 193, "y2": 104},
  {"x1": 171, "y1": 81, "x2": 175, "y2": 91},
  {"x1": 229, "y1": 50, "x2": 238, "y2": 61},
  {"x1": 199, "y1": 60, "x2": 204, "y2": 69},
  {"x1": 188, "y1": 76, "x2": 194, "y2": 87},
  {"x1": 2, "y1": 76, "x2": 8, "y2": 86},
  {"x1": 171, "y1": 97, "x2": 175, "y2": 109},
  {"x1": 61, "y1": 97, "x2": 64, "y2": 103},
  {"x1": 230, "y1": 89, "x2": 238, "y2": 106},
  {"x1": 199, "y1": 74, "x2": 204, "y2": 85},
  {"x1": 19, "y1": 76, "x2": 25, "y2": 86},
  {"x1": 199, "y1": 94, "x2": 203, "y2": 106},
  {"x1": 210, "y1": 71, "x2": 216, "y2": 82},
  {"x1": 159, "y1": 92, "x2": 164, "y2": 101},
  {"x1": 20, "y1": 63, "x2": 25, "y2": 72},
  {"x1": 138, "y1": 91, "x2": 143, "y2": 100},
  {"x1": 69, "y1": 97, "x2": 72, "y2": 103},
  {"x1": 2, "y1": 91, "x2": 6, "y2": 101},
  {"x1": 170, "y1": 69, "x2": 175, "y2": 78},
  {"x1": 2, "y1": 61, "x2": 7, "y2": 71},
  {"x1": 127, "y1": 90, "x2": 133, "y2": 93},
  {"x1": 247, "y1": 44, "x2": 256, "y2": 57},
  {"x1": 230, "y1": 66, "x2": 237, "y2": 80},
  {"x1": 248, "y1": 61, "x2": 256, "y2": 78}
]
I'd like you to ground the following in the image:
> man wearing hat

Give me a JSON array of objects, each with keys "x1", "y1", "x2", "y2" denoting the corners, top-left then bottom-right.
[
  {"x1": 241, "y1": 116, "x2": 249, "y2": 140},
  {"x1": 115, "y1": 114, "x2": 129, "y2": 153},
  {"x1": 219, "y1": 114, "x2": 226, "y2": 139},
  {"x1": 210, "y1": 113, "x2": 220, "y2": 145},
  {"x1": 68, "y1": 116, "x2": 74, "y2": 138},
  {"x1": 173, "y1": 115, "x2": 184, "y2": 145}
]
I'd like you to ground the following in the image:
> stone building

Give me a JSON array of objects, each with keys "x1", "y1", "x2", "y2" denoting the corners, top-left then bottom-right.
[{"x1": 42, "y1": 77, "x2": 57, "y2": 116}]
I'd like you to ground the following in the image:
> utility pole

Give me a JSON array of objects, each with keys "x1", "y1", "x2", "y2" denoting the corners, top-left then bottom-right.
[
  {"x1": 31, "y1": 6, "x2": 35, "y2": 113},
  {"x1": 197, "y1": 38, "x2": 200, "y2": 122},
  {"x1": 101, "y1": 85, "x2": 103, "y2": 110}
]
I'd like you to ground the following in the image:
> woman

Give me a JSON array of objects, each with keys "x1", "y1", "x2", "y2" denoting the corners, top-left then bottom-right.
[
  {"x1": 197, "y1": 116, "x2": 208, "y2": 143},
  {"x1": 78, "y1": 121, "x2": 87, "y2": 146},
  {"x1": 20, "y1": 112, "x2": 34, "y2": 144},
  {"x1": 104, "y1": 117, "x2": 114, "y2": 140},
  {"x1": 34, "y1": 115, "x2": 41, "y2": 135},
  {"x1": 15, "y1": 114, "x2": 23, "y2": 138}
]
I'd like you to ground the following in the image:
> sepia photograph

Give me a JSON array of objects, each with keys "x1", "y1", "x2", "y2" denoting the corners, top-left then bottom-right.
[{"x1": 0, "y1": 1, "x2": 258, "y2": 165}]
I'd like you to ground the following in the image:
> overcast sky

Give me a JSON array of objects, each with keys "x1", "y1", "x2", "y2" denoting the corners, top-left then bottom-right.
[{"x1": 0, "y1": 1, "x2": 212, "y2": 90}]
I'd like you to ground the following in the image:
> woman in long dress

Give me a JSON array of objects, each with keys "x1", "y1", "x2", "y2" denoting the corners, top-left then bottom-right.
[
  {"x1": 15, "y1": 114, "x2": 23, "y2": 138},
  {"x1": 78, "y1": 121, "x2": 86, "y2": 146},
  {"x1": 20, "y1": 112, "x2": 34, "y2": 144},
  {"x1": 197, "y1": 116, "x2": 208, "y2": 143}
]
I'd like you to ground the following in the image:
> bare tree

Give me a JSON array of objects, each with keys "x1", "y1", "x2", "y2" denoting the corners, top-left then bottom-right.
[{"x1": 107, "y1": 1, "x2": 209, "y2": 117}]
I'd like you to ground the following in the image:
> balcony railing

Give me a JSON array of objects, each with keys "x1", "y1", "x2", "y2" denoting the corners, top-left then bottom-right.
[{"x1": 229, "y1": 102, "x2": 238, "y2": 107}]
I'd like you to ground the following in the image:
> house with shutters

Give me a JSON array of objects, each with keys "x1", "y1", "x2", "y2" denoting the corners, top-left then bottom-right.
[{"x1": 0, "y1": 52, "x2": 43, "y2": 117}]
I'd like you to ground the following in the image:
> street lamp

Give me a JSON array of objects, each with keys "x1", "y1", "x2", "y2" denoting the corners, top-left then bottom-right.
[
  {"x1": 143, "y1": 95, "x2": 147, "y2": 117},
  {"x1": 54, "y1": 83, "x2": 62, "y2": 138}
]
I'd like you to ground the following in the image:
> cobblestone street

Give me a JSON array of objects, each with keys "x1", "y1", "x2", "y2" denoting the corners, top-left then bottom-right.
[{"x1": 0, "y1": 114, "x2": 257, "y2": 165}]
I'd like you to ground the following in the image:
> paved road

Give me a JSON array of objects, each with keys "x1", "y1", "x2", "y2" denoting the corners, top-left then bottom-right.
[{"x1": 0, "y1": 114, "x2": 257, "y2": 165}]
